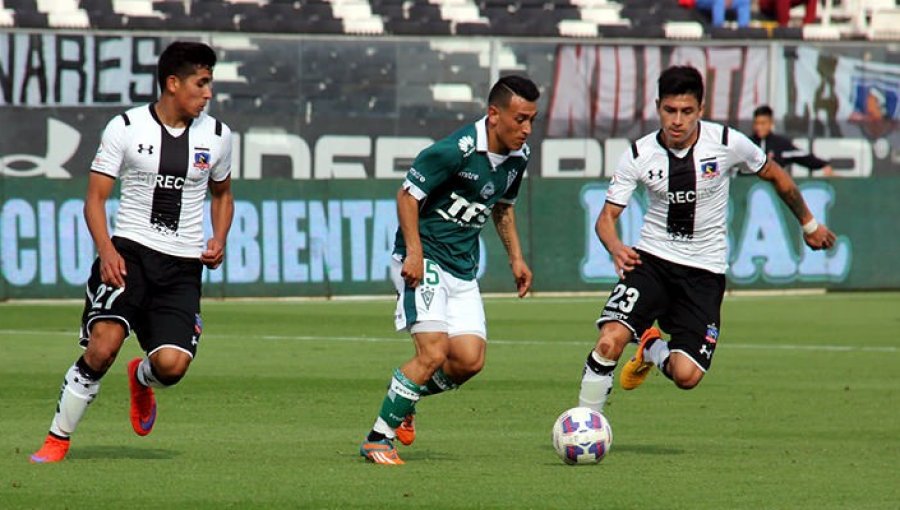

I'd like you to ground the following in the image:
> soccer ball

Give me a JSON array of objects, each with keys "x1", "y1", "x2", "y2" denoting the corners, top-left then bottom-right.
[{"x1": 551, "y1": 407, "x2": 613, "y2": 465}]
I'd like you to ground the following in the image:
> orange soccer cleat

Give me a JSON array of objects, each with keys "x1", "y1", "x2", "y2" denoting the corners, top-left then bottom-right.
[{"x1": 395, "y1": 414, "x2": 416, "y2": 446}]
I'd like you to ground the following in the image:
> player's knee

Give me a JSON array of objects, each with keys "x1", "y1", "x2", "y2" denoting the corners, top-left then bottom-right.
[
  {"x1": 417, "y1": 349, "x2": 448, "y2": 373},
  {"x1": 149, "y1": 349, "x2": 192, "y2": 386},
  {"x1": 672, "y1": 369, "x2": 703, "y2": 390},
  {"x1": 83, "y1": 322, "x2": 127, "y2": 371},
  {"x1": 596, "y1": 326, "x2": 631, "y2": 361}
]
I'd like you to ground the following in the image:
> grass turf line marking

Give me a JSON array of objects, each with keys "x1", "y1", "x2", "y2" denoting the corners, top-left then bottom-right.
[{"x1": 1, "y1": 329, "x2": 896, "y2": 353}]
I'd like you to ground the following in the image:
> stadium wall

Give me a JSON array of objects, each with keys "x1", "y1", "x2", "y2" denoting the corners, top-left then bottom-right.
[{"x1": 1, "y1": 31, "x2": 898, "y2": 298}]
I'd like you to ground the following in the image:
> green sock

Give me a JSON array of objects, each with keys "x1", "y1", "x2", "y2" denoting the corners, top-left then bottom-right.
[
  {"x1": 419, "y1": 368, "x2": 458, "y2": 397},
  {"x1": 376, "y1": 368, "x2": 422, "y2": 429}
]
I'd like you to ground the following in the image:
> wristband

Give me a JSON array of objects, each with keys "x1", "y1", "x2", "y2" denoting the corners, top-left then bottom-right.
[{"x1": 801, "y1": 218, "x2": 819, "y2": 235}]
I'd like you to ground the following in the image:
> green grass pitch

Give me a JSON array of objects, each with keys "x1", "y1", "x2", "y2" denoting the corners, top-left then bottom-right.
[{"x1": 1, "y1": 292, "x2": 898, "y2": 509}]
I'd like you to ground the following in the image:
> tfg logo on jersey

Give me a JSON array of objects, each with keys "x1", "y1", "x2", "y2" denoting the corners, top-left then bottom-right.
[
  {"x1": 193, "y1": 148, "x2": 211, "y2": 171},
  {"x1": 700, "y1": 160, "x2": 720, "y2": 179}
]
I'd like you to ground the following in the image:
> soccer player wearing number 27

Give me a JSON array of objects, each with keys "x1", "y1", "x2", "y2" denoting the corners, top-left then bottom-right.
[
  {"x1": 30, "y1": 42, "x2": 234, "y2": 463},
  {"x1": 578, "y1": 66, "x2": 837, "y2": 413},
  {"x1": 359, "y1": 76, "x2": 540, "y2": 465}
]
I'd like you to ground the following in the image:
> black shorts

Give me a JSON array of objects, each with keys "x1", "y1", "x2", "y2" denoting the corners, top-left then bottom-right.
[
  {"x1": 596, "y1": 250, "x2": 725, "y2": 371},
  {"x1": 79, "y1": 237, "x2": 204, "y2": 358}
]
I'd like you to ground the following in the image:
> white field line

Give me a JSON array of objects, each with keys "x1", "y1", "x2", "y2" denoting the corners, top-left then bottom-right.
[{"x1": 1, "y1": 330, "x2": 896, "y2": 353}]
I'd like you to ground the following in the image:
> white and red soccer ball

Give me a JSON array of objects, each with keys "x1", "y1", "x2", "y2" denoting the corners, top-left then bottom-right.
[{"x1": 551, "y1": 407, "x2": 613, "y2": 465}]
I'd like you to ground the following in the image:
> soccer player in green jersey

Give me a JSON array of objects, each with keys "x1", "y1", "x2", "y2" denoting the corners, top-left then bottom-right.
[{"x1": 360, "y1": 76, "x2": 540, "y2": 465}]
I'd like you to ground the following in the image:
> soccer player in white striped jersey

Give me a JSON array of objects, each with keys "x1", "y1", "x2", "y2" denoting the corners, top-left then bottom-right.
[
  {"x1": 30, "y1": 42, "x2": 234, "y2": 463},
  {"x1": 577, "y1": 66, "x2": 836, "y2": 414}
]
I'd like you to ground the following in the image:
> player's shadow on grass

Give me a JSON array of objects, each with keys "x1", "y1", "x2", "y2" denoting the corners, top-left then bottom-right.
[
  {"x1": 608, "y1": 444, "x2": 684, "y2": 455},
  {"x1": 67, "y1": 446, "x2": 178, "y2": 460}
]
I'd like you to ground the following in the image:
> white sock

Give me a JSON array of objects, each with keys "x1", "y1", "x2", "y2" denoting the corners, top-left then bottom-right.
[
  {"x1": 49, "y1": 362, "x2": 101, "y2": 438},
  {"x1": 136, "y1": 358, "x2": 165, "y2": 388},
  {"x1": 578, "y1": 351, "x2": 616, "y2": 413},
  {"x1": 645, "y1": 340, "x2": 670, "y2": 368},
  {"x1": 372, "y1": 417, "x2": 396, "y2": 439}
]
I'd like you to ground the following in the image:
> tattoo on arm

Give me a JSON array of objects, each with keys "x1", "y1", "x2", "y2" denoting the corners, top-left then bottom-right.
[
  {"x1": 492, "y1": 205, "x2": 515, "y2": 254},
  {"x1": 778, "y1": 184, "x2": 808, "y2": 221}
]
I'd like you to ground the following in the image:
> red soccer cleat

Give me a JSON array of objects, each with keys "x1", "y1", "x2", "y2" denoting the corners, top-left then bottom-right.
[{"x1": 127, "y1": 358, "x2": 157, "y2": 436}]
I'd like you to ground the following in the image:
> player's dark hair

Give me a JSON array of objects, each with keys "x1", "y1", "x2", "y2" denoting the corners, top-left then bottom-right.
[
  {"x1": 488, "y1": 75, "x2": 540, "y2": 108},
  {"x1": 753, "y1": 105, "x2": 774, "y2": 118},
  {"x1": 157, "y1": 41, "x2": 217, "y2": 92},
  {"x1": 658, "y1": 66, "x2": 704, "y2": 105}
]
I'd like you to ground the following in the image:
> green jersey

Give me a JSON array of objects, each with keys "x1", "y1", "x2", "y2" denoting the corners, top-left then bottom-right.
[{"x1": 394, "y1": 117, "x2": 529, "y2": 281}]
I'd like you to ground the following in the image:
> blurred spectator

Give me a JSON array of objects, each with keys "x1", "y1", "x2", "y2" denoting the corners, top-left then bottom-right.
[
  {"x1": 681, "y1": 0, "x2": 751, "y2": 28},
  {"x1": 751, "y1": 105, "x2": 834, "y2": 177},
  {"x1": 758, "y1": 0, "x2": 818, "y2": 27}
]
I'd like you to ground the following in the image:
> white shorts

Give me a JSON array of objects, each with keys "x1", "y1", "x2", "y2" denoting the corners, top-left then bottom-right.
[{"x1": 392, "y1": 257, "x2": 486, "y2": 340}]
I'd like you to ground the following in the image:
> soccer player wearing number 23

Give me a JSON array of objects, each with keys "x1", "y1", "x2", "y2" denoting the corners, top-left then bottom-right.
[
  {"x1": 360, "y1": 76, "x2": 540, "y2": 465},
  {"x1": 578, "y1": 66, "x2": 837, "y2": 413},
  {"x1": 31, "y1": 42, "x2": 234, "y2": 463}
]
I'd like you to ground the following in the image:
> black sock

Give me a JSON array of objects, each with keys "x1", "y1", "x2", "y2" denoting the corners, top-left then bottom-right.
[
  {"x1": 367, "y1": 430, "x2": 386, "y2": 442},
  {"x1": 75, "y1": 355, "x2": 107, "y2": 380},
  {"x1": 660, "y1": 357, "x2": 673, "y2": 381}
]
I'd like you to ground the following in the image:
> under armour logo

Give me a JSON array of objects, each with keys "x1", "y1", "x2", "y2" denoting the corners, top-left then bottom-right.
[
  {"x1": 648, "y1": 169, "x2": 663, "y2": 180},
  {"x1": 138, "y1": 144, "x2": 154, "y2": 154}
]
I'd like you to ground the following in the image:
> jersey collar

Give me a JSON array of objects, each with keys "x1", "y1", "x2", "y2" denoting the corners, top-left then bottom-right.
[{"x1": 475, "y1": 116, "x2": 527, "y2": 157}]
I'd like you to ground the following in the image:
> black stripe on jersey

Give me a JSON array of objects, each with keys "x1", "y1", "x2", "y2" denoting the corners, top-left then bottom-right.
[
  {"x1": 149, "y1": 104, "x2": 192, "y2": 233},
  {"x1": 121, "y1": 113, "x2": 130, "y2": 126},
  {"x1": 721, "y1": 126, "x2": 729, "y2": 146},
  {"x1": 215, "y1": 120, "x2": 222, "y2": 136},
  {"x1": 657, "y1": 131, "x2": 698, "y2": 240}
]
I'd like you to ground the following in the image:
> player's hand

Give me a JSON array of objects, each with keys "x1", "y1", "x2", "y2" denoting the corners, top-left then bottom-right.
[
  {"x1": 803, "y1": 224, "x2": 836, "y2": 251},
  {"x1": 510, "y1": 259, "x2": 532, "y2": 298},
  {"x1": 201, "y1": 238, "x2": 226, "y2": 269},
  {"x1": 821, "y1": 165, "x2": 834, "y2": 178},
  {"x1": 98, "y1": 246, "x2": 127, "y2": 288},
  {"x1": 401, "y1": 253, "x2": 424, "y2": 288},
  {"x1": 611, "y1": 244, "x2": 641, "y2": 279}
]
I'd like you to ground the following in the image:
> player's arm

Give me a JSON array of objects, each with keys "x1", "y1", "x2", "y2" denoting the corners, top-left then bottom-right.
[
  {"x1": 596, "y1": 202, "x2": 640, "y2": 278},
  {"x1": 492, "y1": 203, "x2": 531, "y2": 298},
  {"x1": 757, "y1": 160, "x2": 836, "y2": 250},
  {"x1": 84, "y1": 172, "x2": 127, "y2": 288},
  {"x1": 396, "y1": 186, "x2": 424, "y2": 287},
  {"x1": 202, "y1": 176, "x2": 234, "y2": 269}
]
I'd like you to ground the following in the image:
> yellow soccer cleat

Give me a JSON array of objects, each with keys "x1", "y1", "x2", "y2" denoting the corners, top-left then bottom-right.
[{"x1": 620, "y1": 327, "x2": 662, "y2": 390}]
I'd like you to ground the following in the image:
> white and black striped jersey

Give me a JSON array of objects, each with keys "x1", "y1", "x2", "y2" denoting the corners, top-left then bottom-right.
[
  {"x1": 606, "y1": 121, "x2": 766, "y2": 274},
  {"x1": 91, "y1": 104, "x2": 232, "y2": 259}
]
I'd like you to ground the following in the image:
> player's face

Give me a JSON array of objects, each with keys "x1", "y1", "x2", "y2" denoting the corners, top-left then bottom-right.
[
  {"x1": 169, "y1": 66, "x2": 213, "y2": 119},
  {"x1": 753, "y1": 115, "x2": 773, "y2": 138},
  {"x1": 657, "y1": 94, "x2": 703, "y2": 150},
  {"x1": 489, "y1": 95, "x2": 538, "y2": 153}
]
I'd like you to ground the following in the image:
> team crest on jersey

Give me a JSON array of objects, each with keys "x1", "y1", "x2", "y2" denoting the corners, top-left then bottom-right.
[
  {"x1": 705, "y1": 323, "x2": 719, "y2": 344},
  {"x1": 700, "y1": 160, "x2": 720, "y2": 179},
  {"x1": 458, "y1": 135, "x2": 475, "y2": 157},
  {"x1": 193, "y1": 148, "x2": 211, "y2": 171},
  {"x1": 421, "y1": 287, "x2": 435, "y2": 309},
  {"x1": 480, "y1": 181, "x2": 496, "y2": 199}
]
